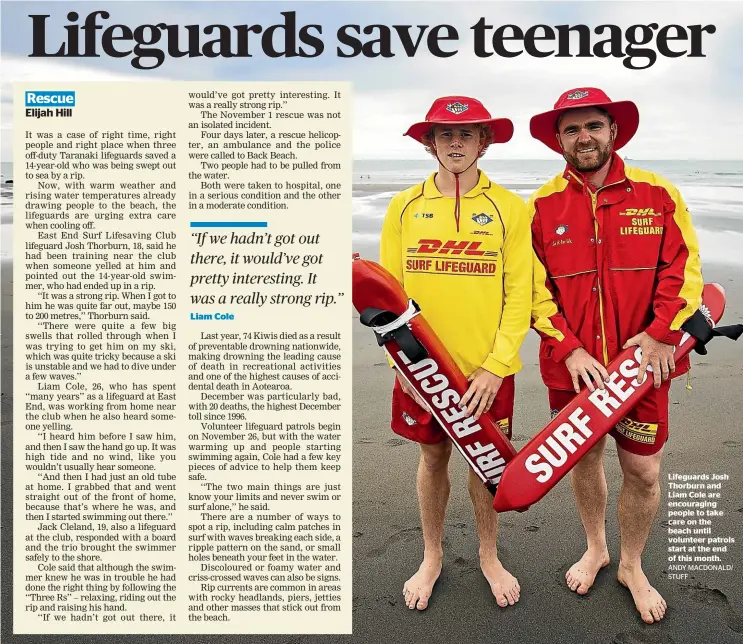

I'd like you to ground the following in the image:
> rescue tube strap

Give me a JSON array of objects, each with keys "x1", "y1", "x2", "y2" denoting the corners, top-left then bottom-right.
[
  {"x1": 359, "y1": 301, "x2": 428, "y2": 363},
  {"x1": 681, "y1": 307, "x2": 743, "y2": 355},
  {"x1": 369, "y1": 300, "x2": 421, "y2": 335}
]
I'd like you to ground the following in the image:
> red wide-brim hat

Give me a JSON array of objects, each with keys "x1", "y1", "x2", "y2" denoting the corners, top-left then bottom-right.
[
  {"x1": 530, "y1": 87, "x2": 639, "y2": 154},
  {"x1": 405, "y1": 96, "x2": 513, "y2": 145}
]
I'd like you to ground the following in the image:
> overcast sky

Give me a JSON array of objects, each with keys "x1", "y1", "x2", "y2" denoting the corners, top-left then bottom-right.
[{"x1": 2, "y1": 1, "x2": 743, "y2": 161}]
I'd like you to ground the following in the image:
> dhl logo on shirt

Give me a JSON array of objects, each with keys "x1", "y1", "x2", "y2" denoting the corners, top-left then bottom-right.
[
  {"x1": 407, "y1": 239, "x2": 498, "y2": 257},
  {"x1": 618, "y1": 207, "x2": 660, "y2": 217},
  {"x1": 618, "y1": 208, "x2": 664, "y2": 235},
  {"x1": 406, "y1": 239, "x2": 498, "y2": 276}
]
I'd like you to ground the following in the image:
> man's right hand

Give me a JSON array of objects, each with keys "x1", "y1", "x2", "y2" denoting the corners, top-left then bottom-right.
[
  {"x1": 564, "y1": 347, "x2": 609, "y2": 393},
  {"x1": 396, "y1": 371, "x2": 429, "y2": 410}
]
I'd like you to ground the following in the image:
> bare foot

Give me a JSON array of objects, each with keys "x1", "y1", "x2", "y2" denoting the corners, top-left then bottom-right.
[
  {"x1": 566, "y1": 548, "x2": 610, "y2": 595},
  {"x1": 403, "y1": 555, "x2": 442, "y2": 610},
  {"x1": 618, "y1": 563, "x2": 667, "y2": 624},
  {"x1": 480, "y1": 553, "x2": 520, "y2": 607}
]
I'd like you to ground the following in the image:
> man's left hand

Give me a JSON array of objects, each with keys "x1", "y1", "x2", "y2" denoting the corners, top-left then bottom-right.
[
  {"x1": 459, "y1": 368, "x2": 503, "y2": 421},
  {"x1": 623, "y1": 332, "x2": 675, "y2": 389}
]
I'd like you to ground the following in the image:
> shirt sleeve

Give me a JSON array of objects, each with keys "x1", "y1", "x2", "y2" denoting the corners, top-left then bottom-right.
[
  {"x1": 379, "y1": 194, "x2": 404, "y2": 368},
  {"x1": 481, "y1": 196, "x2": 533, "y2": 378},
  {"x1": 645, "y1": 185, "x2": 703, "y2": 343},
  {"x1": 529, "y1": 194, "x2": 583, "y2": 362},
  {"x1": 379, "y1": 194, "x2": 404, "y2": 285}
]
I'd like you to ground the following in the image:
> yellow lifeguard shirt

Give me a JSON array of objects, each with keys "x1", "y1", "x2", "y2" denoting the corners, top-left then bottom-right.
[{"x1": 380, "y1": 170, "x2": 532, "y2": 378}]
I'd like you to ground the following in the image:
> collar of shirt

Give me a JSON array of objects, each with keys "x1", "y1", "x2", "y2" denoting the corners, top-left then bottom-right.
[
  {"x1": 563, "y1": 152, "x2": 628, "y2": 193},
  {"x1": 422, "y1": 169, "x2": 491, "y2": 199}
]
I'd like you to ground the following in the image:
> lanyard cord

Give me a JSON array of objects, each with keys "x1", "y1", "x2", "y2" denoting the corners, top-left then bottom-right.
[
  {"x1": 454, "y1": 173, "x2": 461, "y2": 231},
  {"x1": 432, "y1": 142, "x2": 482, "y2": 233}
]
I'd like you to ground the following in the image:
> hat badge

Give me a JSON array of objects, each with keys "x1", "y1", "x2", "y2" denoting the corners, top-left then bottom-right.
[
  {"x1": 446, "y1": 101, "x2": 469, "y2": 115},
  {"x1": 566, "y1": 90, "x2": 589, "y2": 100}
]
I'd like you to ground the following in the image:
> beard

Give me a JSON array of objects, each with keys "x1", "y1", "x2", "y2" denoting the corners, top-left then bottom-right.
[{"x1": 563, "y1": 137, "x2": 613, "y2": 172}]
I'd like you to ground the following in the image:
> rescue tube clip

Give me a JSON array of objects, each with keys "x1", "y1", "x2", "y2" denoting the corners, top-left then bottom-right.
[{"x1": 359, "y1": 302, "x2": 428, "y2": 363}]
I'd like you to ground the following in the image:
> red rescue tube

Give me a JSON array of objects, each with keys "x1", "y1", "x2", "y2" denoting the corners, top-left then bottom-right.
[
  {"x1": 493, "y1": 284, "x2": 727, "y2": 513},
  {"x1": 352, "y1": 255, "x2": 517, "y2": 494}
]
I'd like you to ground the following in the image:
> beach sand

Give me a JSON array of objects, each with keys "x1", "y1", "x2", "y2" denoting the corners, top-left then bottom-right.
[{"x1": 349, "y1": 240, "x2": 743, "y2": 644}]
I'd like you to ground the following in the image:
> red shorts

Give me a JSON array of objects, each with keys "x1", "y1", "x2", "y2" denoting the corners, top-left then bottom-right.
[
  {"x1": 548, "y1": 381, "x2": 670, "y2": 456},
  {"x1": 390, "y1": 375, "x2": 515, "y2": 444}
]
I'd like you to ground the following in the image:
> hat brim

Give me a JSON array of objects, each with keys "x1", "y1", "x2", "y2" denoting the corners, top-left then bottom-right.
[
  {"x1": 530, "y1": 101, "x2": 639, "y2": 153},
  {"x1": 405, "y1": 118, "x2": 514, "y2": 145}
]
